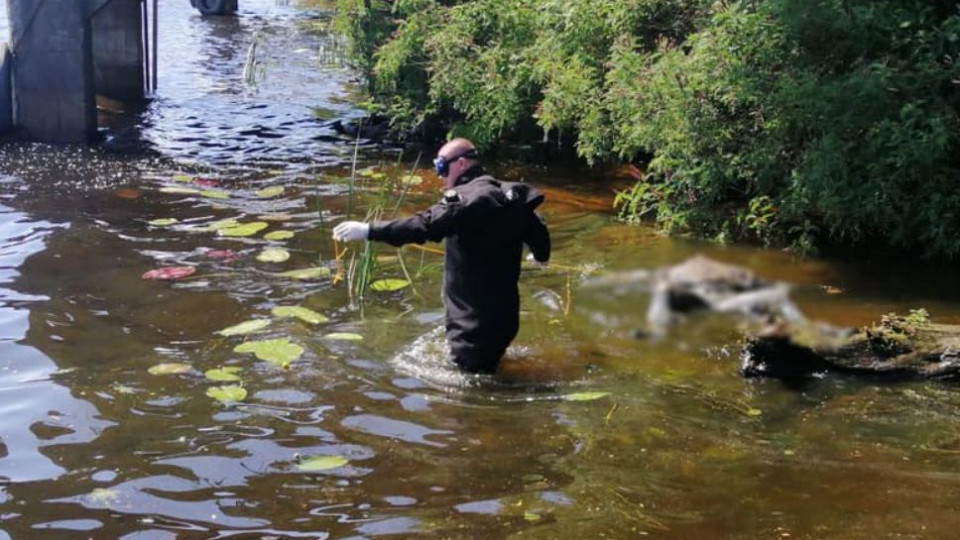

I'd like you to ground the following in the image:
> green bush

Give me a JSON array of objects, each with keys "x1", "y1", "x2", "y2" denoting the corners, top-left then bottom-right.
[{"x1": 335, "y1": 0, "x2": 960, "y2": 258}]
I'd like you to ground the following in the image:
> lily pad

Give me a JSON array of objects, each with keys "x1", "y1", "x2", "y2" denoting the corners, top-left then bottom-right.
[
  {"x1": 370, "y1": 278, "x2": 410, "y2": 292},
  {"x1": 562, "y1": 392, "x2": 611, "y2": 402},
  {"x1": 205, "y1": 367, "x2": 243, "y2": 382},
  {"x1": 298, "y1": 455, "x2": 349, "y2": 471},
  {"x1": 173, "y1": 174, "x2": 194, "y2": 183},
  {"x1": 219, "y1": 222, "x2": 269, "y2": 237},
  {"x1": 272, "y1": 306, "x2": 328, "y2": 324},
  {"x1": 281, "y1": 267, "x2": 331, "y2": 280},
  {"x1": 200, "y1": 190, "x2": 230, "y2": 200},
  {"x1": 216, "y1": 319, "x2": 271, "y2": 337},
  {"x1": 142, "y1": 266, "x2": 196, "y2": 280},
  {"x1": 209, "y1": 218, "x2": 241, "y2": 230},
  {"x1": 256, "y1": 186, "x2": 285, "y2": 198},
  {"x1": 264, "y1": 230, "x2": 295, "y2": 241},
  {"x1": 205, "y1": 249, "x2": 238, "y2": 260},
  {"x1": 114, "y1": 188, "x2": 141, "y2": 199},
  {"x1": 324, "y1": 332, "x2": 363, "y2": 341},
  {"x1": 258, "y1": 214, "x2": 292, "y2": 222},
  {"x1": 359, "y1": 167, "x2": 386, "y2": 180},
  {"x1": 234, "y1": 338, "x2": 304, "y2": 368},
  {"x1": 206, "y1": 384, "x2": 247, "y2": 404},
  {"x1": 746, "y1": 408, "x2": 763, "y2": 417},
  {"x1": 160, "y1": 186, "x2": 200, "y2": 195},
  {"x1": 148, "y1": 218, "x2": 178, "y2": 226},
  {"x1": 148, "y1": 363, "x2": 192, "y2": 375},
  {"x1": 400, "y1": 174, "x2": 423, "y2": 186},
  {"x1": 257, "y1": 248, "x2": 291, "y2": 263}
]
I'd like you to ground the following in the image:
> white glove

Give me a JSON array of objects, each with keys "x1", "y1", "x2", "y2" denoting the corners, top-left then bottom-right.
[
  {"x1": 526, "y1": 253, "x2": 548, "y2": 268},
  {"x1": 332, "y1": 221, "x2": 370, "y2": 242}
]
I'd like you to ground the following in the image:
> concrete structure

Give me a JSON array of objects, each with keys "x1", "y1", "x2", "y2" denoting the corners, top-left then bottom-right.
[
  {"x1": 4, "y1": 0, "x2": 155, "y2": 143},
  {"x1": 0, "y1": 44, "x2": 12, "y2": 134}
]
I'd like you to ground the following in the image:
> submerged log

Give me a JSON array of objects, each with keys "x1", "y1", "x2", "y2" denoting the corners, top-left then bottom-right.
[{"x1": 741, "y1": 314, "x2": 960, "y2": 382}]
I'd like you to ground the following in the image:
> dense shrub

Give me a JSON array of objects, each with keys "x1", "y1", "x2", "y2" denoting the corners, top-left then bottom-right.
[{"x1": 335, "y1": 0, "x2": 960, "y2": 257}]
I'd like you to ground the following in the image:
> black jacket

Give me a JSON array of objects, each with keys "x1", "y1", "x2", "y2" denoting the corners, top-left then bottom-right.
[{"x1": 368, "y1": 167, "x2": 550, "y2": 371}]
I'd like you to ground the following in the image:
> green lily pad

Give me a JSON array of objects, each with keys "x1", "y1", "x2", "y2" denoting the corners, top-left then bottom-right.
[
  {"x1": 209, "y1": 218, "x2": 241, "y2": 230},
  {"x1": 148, "y1": 363, "x2": 192, "y2": 375},
  {"x1": 207, "y1": 384, "x2": 247, "y2": 404},
  {"x1": 201, "y1": 190, "x2": 230, "y2": 200},
  {"x1": 359, "y1": 167, "x2": 386, "y2": 180},
  {"x1": 160, "y1": 186, "x2": 200, "y2": 195},
  {"x1": 400, "y1": 174, "x2": 423, "y2": 186},
  {"x1": 324, "y1": 333, "x2": 363, "y2": 341},
  {"x1": 234, "y1": 338, "x2": 304, "y2": 368},
  {"x1": 148, "y1": 218, "x2": 179, "y2": 226},
  {"x1": 216, "y1": 319, "x2": 271, "y2": 337},
  {"x1": 257, "y1": 248, "x2": 291, "y2": 263},
  {"x1": 298, "y1": 455, "x2": 349, "y2": 471},
  {"x1": 173, "y1": 174, "x2": 194, "y2": 183},
  {"x1": 524, "y1": 512, "x2": 542, "y2": 522},
  {"x1": 281, "y1": 267, "x2": 331, "y2": 280},
  {"x1": 370, "y1": 278, "x2": 410, "y2": 292},
  {"x1": 272, "y1": 306, "x2": 328, "y2": 324},
  {"x1": 562, "y1": 392, "x2": 611, "y2": 402},
  {"x1": 256, "y1": 186, "x2": 285, "y2": 198},
  {"x1": 219, "y1": 222, "x2": 269, "y2": 237},
  {"x1": 746, "y1": 408, "x2": 763, "y2": 417},
  {"x1": 264, "y1": 230, "x2": 295, "y2": 241},
  {"x1": 205, "y1": 367, "x2": 243, "y2": 382}
]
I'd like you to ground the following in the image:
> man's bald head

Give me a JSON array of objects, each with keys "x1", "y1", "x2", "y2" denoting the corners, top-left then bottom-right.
[
  {"x1": 436, "y1": 138, "x2": 481, "y2": 187},
  {"x1": 438, "y1": 138, "x2": 477, "y2": 160}
]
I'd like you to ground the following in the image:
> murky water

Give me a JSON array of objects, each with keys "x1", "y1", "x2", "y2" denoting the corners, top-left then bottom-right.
[{"x1": 0, "y1": 1, "x2": 959, "y2": 539}]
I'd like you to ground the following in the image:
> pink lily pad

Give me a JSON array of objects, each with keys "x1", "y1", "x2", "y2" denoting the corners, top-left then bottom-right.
[
  {"x1": 193, "y1": 178, "x2": 221, "y2": 187},
  {"x1": 205, "y1": 249, "x2": 238, "y2": 260},
  {"x1": 142, "y1": 266, "x2": 197, "y2": 280}
]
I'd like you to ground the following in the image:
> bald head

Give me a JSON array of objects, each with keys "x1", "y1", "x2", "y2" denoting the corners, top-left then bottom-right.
[
  {"x1": 438, "y1": 138, "x2": 476, "y2": 159},
  {"x1": 436, "y1": 138, "x2": 481, "y2": 187}
]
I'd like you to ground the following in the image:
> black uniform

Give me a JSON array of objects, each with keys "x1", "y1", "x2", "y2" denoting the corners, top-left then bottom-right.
[{"x1": 368, "y1": 166, "x2": 551, "y2": 373}]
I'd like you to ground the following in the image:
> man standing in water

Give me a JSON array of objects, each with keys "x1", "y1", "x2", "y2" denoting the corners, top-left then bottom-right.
[{"x1": 332, "y1": 138, "x2": 551, "y2": 373}]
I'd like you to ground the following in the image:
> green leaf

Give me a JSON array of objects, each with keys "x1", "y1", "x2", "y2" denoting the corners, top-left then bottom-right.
[
  {"x1": 256, "y1": 186, "x2": 285, "y2": 198},
  {"x1": 257, "y1": 248, "x2": 291, "y2": 263},
  {"x1": 148, "y1": 363, "x2": 192, "y2": 375},
  {"x1": 264, "y1": 230, "x2": 295, "y2": 241},
  {"x1": 173, "y1": 174, "x2": 194, "y2": 183},
  {"x1": 281, "y1": 267, "x2": 331, "y2": 280},
  {"x1": 524, "y1": 512, "x2": 541, "y2": 522},
  {"x1": 209, "y1": 218, "x2": 241, "y2": 230},
  {"x1": 400, "y1": 174, "x2": 423, "y2": 186},
  {"x1": 206, "y1": 384, "x2": 247, "y2": 404},
  {"x1": 746, "y1": 408, "x2": 763, "y2": 417},
  {"x1": 160, "y1": 186, "x2": 200, "y2": 195},
  {"x1": 216, "y1": 319, "x2": 271, "y2": 336},
  {"x1": 370, "y1": 278, "x2": 410, "y2": 292},
  {"x1": 562, "y1": 392, "x2": 610, "y2": 402},
  {"x1": 219, "y1": 222, "x2": 269, "y2": 237},
  {"x1": 148, "y1": 218, "x2": 179, "y2": 226},
  {"x1": 298, "y1": 455, "x2": 349, "y2": 471},
  {"x1": 200, "y1": 190, "x2": 230, "y2": 200},
  {"x1": 205, "y1": 367, "x2": 243, "y2": 382},
  {"x1": 272, "y1": 306, "x2": 329, "y2": 324},
  {"x1": 324, "y1": 332, "x2": 363, "y2": 341},
  {"x1": 234, "y1": 338, "x2": 304, "y2": 368},
  {"x1": 359, "y1": 167, "x2": 386, "y2": 180}
]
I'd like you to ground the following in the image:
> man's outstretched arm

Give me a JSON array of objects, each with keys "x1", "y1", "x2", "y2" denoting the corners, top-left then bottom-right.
[{"x1": 332, "y1": 199, "x2": 463, "y2": 247}]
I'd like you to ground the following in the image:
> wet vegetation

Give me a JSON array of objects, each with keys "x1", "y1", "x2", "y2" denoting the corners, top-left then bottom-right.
[{"x1": 334, "y1": 0, "x2": 960, "y2": 257}]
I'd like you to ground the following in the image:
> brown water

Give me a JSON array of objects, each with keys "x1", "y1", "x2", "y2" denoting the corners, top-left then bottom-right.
[{"x1": 1, "y1": 2, "x2": 959, "y2": 539}]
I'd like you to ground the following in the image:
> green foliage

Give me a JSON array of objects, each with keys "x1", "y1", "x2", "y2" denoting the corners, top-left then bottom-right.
[{"x1": 336, "y1": 0, "x2": 960, "y2": 257}]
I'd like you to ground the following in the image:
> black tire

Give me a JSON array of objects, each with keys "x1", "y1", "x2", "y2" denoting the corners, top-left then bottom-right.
[{"x1": 194, "y1": 0, "x2": 237, "y2": 15}]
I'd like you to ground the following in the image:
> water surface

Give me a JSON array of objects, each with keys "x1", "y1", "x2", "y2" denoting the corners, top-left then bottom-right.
[{"x1": 0, "y1": 2, "x2": 959, "y2": 539}]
